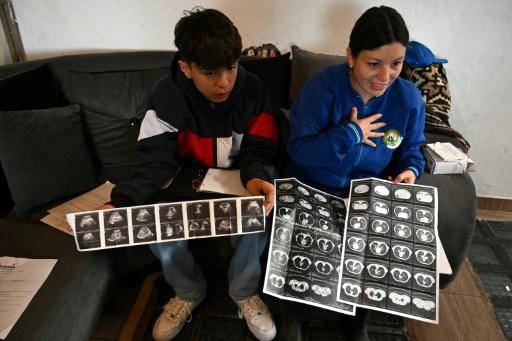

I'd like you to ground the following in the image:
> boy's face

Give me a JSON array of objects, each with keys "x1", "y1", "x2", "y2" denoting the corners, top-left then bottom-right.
[{"x1": 179, "y1": 60, "x2": 238, "y2": 103}]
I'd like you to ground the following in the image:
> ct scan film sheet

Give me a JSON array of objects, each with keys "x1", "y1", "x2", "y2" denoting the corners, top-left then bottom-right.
[
  {"x1": 67, "y1": 196, "x2": 265, "y2": 252},
  {"x1": 263, "y1": 178, "x2": 356, "y2": 315},
  {"x1": 336, "y1": 178, "x2": 439, "y2": 323}
]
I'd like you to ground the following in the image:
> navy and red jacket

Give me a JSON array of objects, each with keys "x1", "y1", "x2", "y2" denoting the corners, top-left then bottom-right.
[{"x1": 110, "y1": 58, "x2": 278, "y2": 207}]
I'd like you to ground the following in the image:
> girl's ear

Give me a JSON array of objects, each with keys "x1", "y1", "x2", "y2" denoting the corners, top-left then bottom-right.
[
  {"x1": 346, "y1": 47, "x2": 354, "y2": 69},
  {"x1": 178, "y1": 60, "x2": 192, "y2": 79}
]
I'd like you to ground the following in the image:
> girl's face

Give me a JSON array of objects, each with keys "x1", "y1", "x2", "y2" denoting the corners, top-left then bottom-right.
[{"x1": 347, "y1": 42, "x2": 406, "y2": 104}]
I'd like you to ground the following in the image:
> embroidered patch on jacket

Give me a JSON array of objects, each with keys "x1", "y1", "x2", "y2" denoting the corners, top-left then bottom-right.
[{"x1": 383, "y1": 129, "x2": 403, "y2": 149}]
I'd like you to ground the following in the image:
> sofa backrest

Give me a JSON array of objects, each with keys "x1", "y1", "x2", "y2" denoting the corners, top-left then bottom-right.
[
  {"x1": 289, "y1": 45, "x2": 347, "y2": 104},
  {"x1": 50, "y1": 51, "x2": 175, "y2": 184}
]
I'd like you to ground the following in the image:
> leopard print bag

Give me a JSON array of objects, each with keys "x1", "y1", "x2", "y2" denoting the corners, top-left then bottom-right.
[{"x1": 402, "y1": 64, "x2": 470, "y2": 152}]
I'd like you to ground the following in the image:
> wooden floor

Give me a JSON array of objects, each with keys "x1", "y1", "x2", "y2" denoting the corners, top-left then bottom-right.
[
  {"x1": 405, "y1": 210, "x2": 510, "y2": 341},
  {"x1": 404, "y1": 260, "x2": 506, "y2": 341}
]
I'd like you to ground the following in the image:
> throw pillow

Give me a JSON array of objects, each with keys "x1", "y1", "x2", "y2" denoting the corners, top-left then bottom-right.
[
  {"x1": 240, "y1": 52, "x2": 291, "y2": 111},
  {"x1": 0, "y1": 105, "x2": 99, "y2": 214},
  {"x1": 81, "y1": 107, "x2": 141, "y2": 184},
  {"x1": 55, "y1": 66, "x2": 171, "y2": 182},
  {"x1": 289, "y1": 46, "x2": 347, "y2": 104},
  {"x1": 0, "y1": 64, "x2": 68, "y2": 111}
]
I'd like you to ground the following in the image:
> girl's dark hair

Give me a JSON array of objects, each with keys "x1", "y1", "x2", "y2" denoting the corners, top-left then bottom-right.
[
  {"x1": 174, "y1": 7, "x2": 242, "y2": 69},
  {"x1": 349, "y1": 6, "x2": 409, "y2": 57}
]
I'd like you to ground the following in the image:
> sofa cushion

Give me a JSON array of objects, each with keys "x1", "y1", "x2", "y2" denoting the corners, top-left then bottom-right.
[
  {"x1": 80, "y1": 108, "x2": 142, "y2": 184},
  {"x1": 0, "y1": 64, "x2": 68, "y2": 111},
  {"x1": 0, "y1": 105, "x2": 99, "y2": 214},
  {"x1": 289, "y1": 46, "x2": 347, "y2": 104},
  {"x1": 240, "y1": 52, "x2": 291, "y2": 111},
  {"x1": 51, "y1": 53, "x2": 174, "y2": 183}
]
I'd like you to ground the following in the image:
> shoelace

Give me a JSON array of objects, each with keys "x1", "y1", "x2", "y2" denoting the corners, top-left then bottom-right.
[
  {"x1": 164, "y1": 298, "x2": 193, "y2": 323},
  {"x1": 238, "y1": 296, "x2": 267, "y2": 321}
]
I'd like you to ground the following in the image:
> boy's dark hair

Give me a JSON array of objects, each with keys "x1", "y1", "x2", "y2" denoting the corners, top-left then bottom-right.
[
  {"x1": 174, "y1": 7, "x2": 242, "y2": 69},
  {"x1": 349, "y1": 6, "x2": 409, "y2": 57}
]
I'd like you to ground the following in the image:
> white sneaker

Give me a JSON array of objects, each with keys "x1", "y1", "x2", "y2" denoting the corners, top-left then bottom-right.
[
  {"x1": 152, "y1": 297, "x2": 199, "y2": 341},
  {"x1": 235, "y1": 295, "x2": 276, "y2": 341}
]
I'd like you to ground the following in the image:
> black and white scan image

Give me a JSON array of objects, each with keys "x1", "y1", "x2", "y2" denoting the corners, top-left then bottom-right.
[
  {"x1": 213, "y1": 199, "x2": 238, "y2": 235},
  {"x1": 241, "y1": 198, "x2": 265, "y2": 233},
  {"x1": 159, "y1": 204, "x2": 185, "y2": 240},
  {"x1": 337, "y1": 178, "x2": 439, "y2": 323},
  {"x1": 264, "y1": 178, "x2": 355, "y2": 315},
  {"x1": 187, "y1": 201, "x2": 212, "y2": 238},
  {"x1": 392, "y1": 184, "x2": 415, "y2": 203},
  {"x1": 75, "y1": 212, "x2": 101, "y2": 250},
  {"x1": 132, "y1": 206, "x2": 157, "y2": 243},
  {"x1": 70, "y1": 196, "x2": 266, "y2": 252},
  {"x1": 104, "y1": 209, "x2": 129, "y2": 247}
]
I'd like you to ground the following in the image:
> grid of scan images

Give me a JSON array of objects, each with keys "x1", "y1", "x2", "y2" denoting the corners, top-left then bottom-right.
[
  {"x1": 263, "y1": 178, "x2": 355, "y2": 314},
  {"x1": 70, "y1": 196, "x2": 265, "y2": 251},
  {"x1": 337, "y1": 178, "x2": 439, "y2": 323}
]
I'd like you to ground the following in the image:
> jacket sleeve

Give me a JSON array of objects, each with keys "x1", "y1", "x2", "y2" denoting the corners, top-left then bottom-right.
[
  {"x1": 287, "y1": 75, "x2": 363, "y2": 167},
  {"x1": 391, "y1": 100, "x2": 427, "y2": 179},
  {"x1": 110, "y1": 107, "x2": 180, "y2": 207},
  {"x1": 239, "y1": 90, "x2": 279, "y2": 186}
]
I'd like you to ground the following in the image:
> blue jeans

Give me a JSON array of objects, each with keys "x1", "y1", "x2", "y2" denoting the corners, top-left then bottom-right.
[{"x1": 150, "y1": 231, "x2": 269, "y2": 302}]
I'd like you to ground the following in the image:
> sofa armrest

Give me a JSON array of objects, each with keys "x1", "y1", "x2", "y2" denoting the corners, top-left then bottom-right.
[
  {"x1": 0, "y1": 219, "x2": 115, "y2": 340},
  {"x1": 418, "y1": 134, "x2": 476, "y2": 287}
]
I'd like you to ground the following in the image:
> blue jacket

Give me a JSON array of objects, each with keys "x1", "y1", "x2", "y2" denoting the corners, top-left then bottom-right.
[{"x1": 287, "y1": 63, "x2": 425, "y2": 191}]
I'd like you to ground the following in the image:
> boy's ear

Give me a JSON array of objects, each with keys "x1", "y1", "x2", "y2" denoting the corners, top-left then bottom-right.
[{"x1": 178, "y1": 60, "x2": 193, "y2": 79}]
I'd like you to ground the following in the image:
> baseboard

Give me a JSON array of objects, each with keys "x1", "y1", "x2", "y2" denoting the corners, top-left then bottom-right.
[{"x1": 477, "y1": 196, "x2": 512, "y2": 212}]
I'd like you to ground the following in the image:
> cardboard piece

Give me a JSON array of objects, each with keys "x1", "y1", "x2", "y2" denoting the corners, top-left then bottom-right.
[{"x1": 424, "y1": 142, "x2": 475, "y2": 174}]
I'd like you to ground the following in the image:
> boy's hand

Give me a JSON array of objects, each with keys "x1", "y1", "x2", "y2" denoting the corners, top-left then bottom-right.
[
  {"x1": 66, "y1": 203, "x2": 115, "y2": 233},
  {"x1": 388, "y1": 170, "x2": 416, "y2": 184},
  {"x1": 350, "y1": 107, "x2": 386, "y2": 147},
  {"x1": 246, "y1": 178, "x2": 275, "y2": 215}
]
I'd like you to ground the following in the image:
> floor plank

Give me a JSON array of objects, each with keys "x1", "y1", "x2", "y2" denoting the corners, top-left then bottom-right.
[
  {"x1": 440, "y1": 260, "x2": 483, "y2": 297},
  {"x1": 476, "y1": 209, "x2": 512, "y2": 222},
  {"x1": 405, "y1": 292, "x2": 506, "y2": 341}
]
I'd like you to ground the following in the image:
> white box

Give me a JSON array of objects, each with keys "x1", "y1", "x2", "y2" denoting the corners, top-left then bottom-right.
[{"x1": 424, "y1": 142, "x2": 475, "y2": 174}]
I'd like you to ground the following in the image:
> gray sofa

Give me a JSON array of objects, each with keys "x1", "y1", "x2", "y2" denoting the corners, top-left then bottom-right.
[{"x1": 0, "y1": 47, "x2": 475, "y2": 339}]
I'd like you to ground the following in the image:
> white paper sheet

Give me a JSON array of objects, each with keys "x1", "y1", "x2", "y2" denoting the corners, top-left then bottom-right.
[
  {"x1": 41, "y1": 181, "x2": 115, "y2": 235},
  {"x1": 198, "y1": 169, "x2": 250, "y2": 196},
  {"x1": 438, "y1": 239, "x2": 452, "y2": 275},
  {"x1": 0, "y1": 257, "x2": 57, "y2": 339}
]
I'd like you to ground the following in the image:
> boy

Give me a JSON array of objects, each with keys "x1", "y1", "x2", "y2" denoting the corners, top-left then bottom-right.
[{"x1": 101, "y1": 8, "x2": 278, "y2": 341}]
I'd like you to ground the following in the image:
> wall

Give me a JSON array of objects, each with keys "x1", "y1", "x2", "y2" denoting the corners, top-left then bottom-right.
[
  {"x1": 10, "y1": 0, "x2": 512, "y2": 198},
  {"x1": 0, "y1": 21, "x2": 11, "y2": 64}
]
